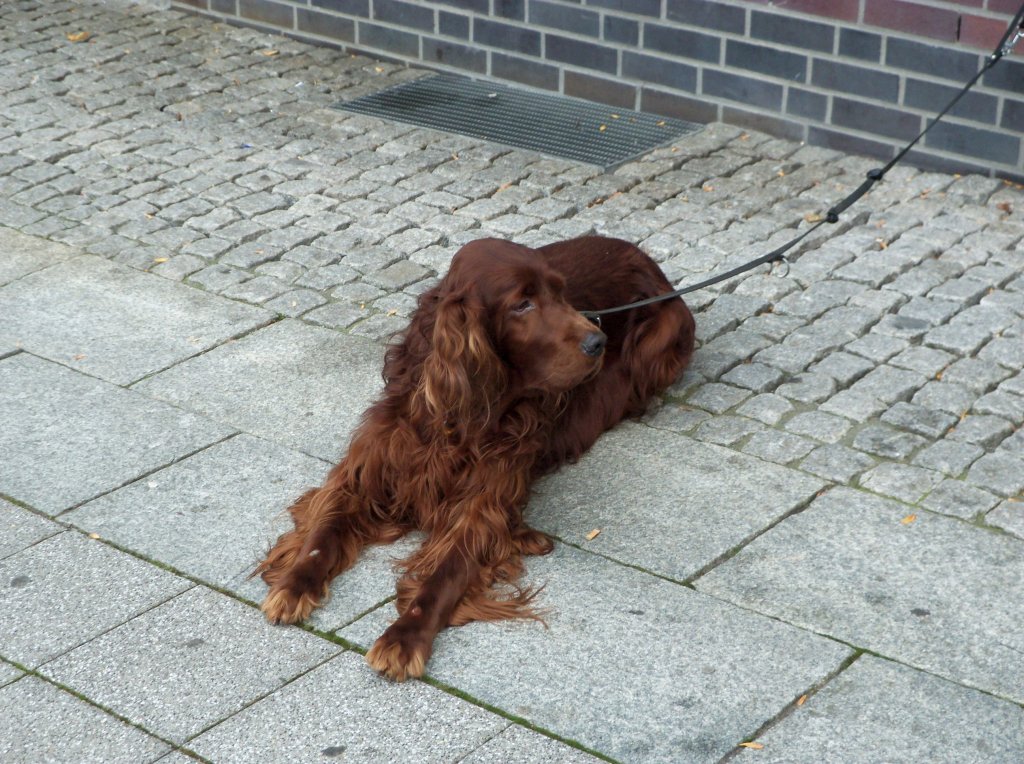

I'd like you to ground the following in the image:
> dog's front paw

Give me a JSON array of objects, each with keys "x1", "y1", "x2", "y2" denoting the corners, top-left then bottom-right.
[
  {"x1": 261, "y1": 585, "x2": 322, "y2": 625},
  {"x1": 366, "y1": 620, "x2": 433, "y2": 682}
]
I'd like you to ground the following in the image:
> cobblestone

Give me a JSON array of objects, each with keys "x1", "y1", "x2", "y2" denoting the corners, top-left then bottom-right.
[
  {"x1": 922, "y1": 479, "x2": 1001, "y2": 520},
  {"x1": 859, "y1": 462, "x2": 943, "y2": 503}
]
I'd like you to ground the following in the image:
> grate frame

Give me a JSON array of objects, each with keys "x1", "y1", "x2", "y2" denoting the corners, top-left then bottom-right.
[{"x1": 334, "y1": 74, "x2": 704, "y2": 170}]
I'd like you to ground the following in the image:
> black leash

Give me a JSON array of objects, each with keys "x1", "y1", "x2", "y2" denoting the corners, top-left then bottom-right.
[{"x1": 582, "y1": 4, "x2": 1024, "y2": 319}]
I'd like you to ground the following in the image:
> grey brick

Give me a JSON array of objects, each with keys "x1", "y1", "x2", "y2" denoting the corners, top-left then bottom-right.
[
  {"x1": 264, "y1": 288, "x2": 328, "y2": 317},
  {"x1": 987, "y1": 499, "x2": 1024, "y2": 539},
  {"x1": 819, "y1": 390, "x2": 888, "y2": 423},
  {"x1": 880, "y1": 401, "x2": 957, "y2": 439},
  {"x1": 889, "y1": 345, "x2": 954, "y2": 377},
  {"x1": 845, "y1": 332, "x2": 907, "y2": 363},
  {"x1": 719, "y1": 361, "x2": 785, "y2": 393},
  {"x1": 912, "y1": 381, "x2": 975, "y2": 417},
  {"x1": 852, "y1": 424, "x2": 927, "y2": 460},
  {"x1": 850, "y1": 366, "x2": 927, "y2": 405},
  {"x1": 801, "y1": 444, "x2": 876, "y2": 483},
  {"x1": 694, "y1": 415, "x2": 763, "y2": 446},
  {"x1": 859, "y1": 462, "x2": 943, "y2": 503},
  {"x1": 973, "y1": 391, "x2": 1024, "y2": 425},
  {"x1": 948, "y1": 415, "x2": 1014, "y2": 450},
  {"x1": 913, "y1": 439, "x2": 985, "y2": 477},
  {"x1": 742, "y1": 429, "x2": 817, "y2": 465},
  {"x1": 941, "y1": 357, "x2": 1012, "y2": 394},
  {"x1": 704, "y1": 70, "x2": 783, "y2": 111},
  {"x1": 736, "y1": 393, "x2": 793, "y2": 425},
  {"x1": 686, "y1": 382, "x2": 751, "y2": 414},
  {"x1": 809, "y1": 351, "x2": 874, "y2": 386},
  {"x1": 776, "y1": 372, "x2": 837, "y2": 404},
  {"x1": 922, "y1": 479, "x2": 1000, "y2": 520},
  {"x1": 966, "y1": 452, "x2": 1024, "y2": 497},
  {"x1": 783, "y1": 412, "x2": 850, "y2": 446}
]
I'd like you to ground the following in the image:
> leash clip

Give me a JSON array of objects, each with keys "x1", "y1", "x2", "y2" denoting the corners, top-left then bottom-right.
[
  {"x1": 588, "y1": 314, "x2": 602, "y2": 328},
  {"x1": 770, "y1": 256, "x2": 790, "y2": 279}
]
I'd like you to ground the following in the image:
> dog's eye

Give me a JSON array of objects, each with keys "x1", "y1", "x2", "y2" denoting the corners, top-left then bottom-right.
[{"x1": 512, "y1": 299, "x2": 534, "y2": 315}]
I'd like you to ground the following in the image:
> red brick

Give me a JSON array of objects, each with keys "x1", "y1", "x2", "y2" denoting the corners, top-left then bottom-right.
[
  {"x1": 960, "y1": 13, "x2": 1015, "y2": 49},
  {"x1": 864, "y1": 0, "x2": 961, "y2": 41},
  {"x1": 773, "y1": 0, "x2": 859, "y2": 22}
]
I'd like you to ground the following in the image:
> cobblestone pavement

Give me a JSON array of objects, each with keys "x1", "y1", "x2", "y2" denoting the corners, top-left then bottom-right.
[{"x1": 1, "y1": 2, "x2": 1022, "y2": 762}]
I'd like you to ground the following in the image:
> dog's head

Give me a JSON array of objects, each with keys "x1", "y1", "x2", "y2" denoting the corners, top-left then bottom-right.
[{"x1": 403, "y1": 239, "x2": 605, "y2": 427}]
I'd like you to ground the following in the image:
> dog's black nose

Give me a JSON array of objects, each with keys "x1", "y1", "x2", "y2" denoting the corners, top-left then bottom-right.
[{"x1": 581, "y1": 331, "x2": 607, "y2": 357}]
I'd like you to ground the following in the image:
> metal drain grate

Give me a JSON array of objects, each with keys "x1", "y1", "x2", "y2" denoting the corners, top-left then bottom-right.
[{"x1": 335, "y1": 74, "x2": 704, "y2": 169}]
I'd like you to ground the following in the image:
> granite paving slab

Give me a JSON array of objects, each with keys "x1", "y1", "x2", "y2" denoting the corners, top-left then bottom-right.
[
  {"x1": 0, "y1": 531, "x2": 189, "y2": 668},
  {"x1": 736, "y1": 656, "x2": 1024, "y2": 763},
  {"x1": 461, "y1": 725, "x2": 604, "y2": 763},
  {"x1": 696, "y1": 487, "x2": 1024, "y2": 703},
  {"x1": 0, "y1": 254, "x2": 272, "y2": 385},
  {"x1": 0, "y1": 226, "x2": 74, "y2": 285},
  {"x1": 528, "y1": 423, "x2": 825, "y2": 581},
  {"x1": 190, "y1": 651, "x2": 507, "y2": 763},
  {"x1": 0, "y1": 661, "x2": 21, "y2": 689},
  {"x1": 134, "y1": 319, "x2": 385, "y2": 462},
  {"x1": 65, "y1": 434, "x2": 420, "y2": 631},
  {"x1": 0, "y1": 677, "x2": 170, "y2": 763},
  {"x1": 0, "y1": 354, "x2": 234, "y2": 515},
  {"x1": 0, "y1": 497, "x2": 62, "y2": 560},
  {"x1": 41, "y1": 587, "x2": 340, "y2": 745},
  {"x1": 341, "y1": 544, "x2": 852, "y2": 763}
]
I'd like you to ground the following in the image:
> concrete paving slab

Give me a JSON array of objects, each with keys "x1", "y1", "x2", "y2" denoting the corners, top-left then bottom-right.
[
  {"x1": 987, "y1": 499, "x2": 1024, "y2": 540},
  {"x1": 190, "y1": 651, "x2": 506, "y2": 763},
  {"x1": 0, "y1": 354, "x2": 235, "y2": 515},
  {"x1": 0, "y1": 255, "x2": 271, "y2": 385},
  {"x1": 0, "y1": 531, "x2": 189, "y2": 668},
  {"x1": 462, "y1": 725, "x2": 604, "y2": 763},
  {"x1": 65, "y1": 434, "x2": 419, "y2": 631},
  {"x1": 736, "y1": 656, "x2": 1024, "y2": 763},
  {"x1": 341, "y1": 544, "x2": 852, "y2": 763},
  {"x1": 41, "y1": 587, "x2": 340, "y2": 745},
  {"x1": 696, "y1": 487, "x2": 1024, "y2": 704},
  {"x1": 0, "y1": 661, "x2": 21, "y2": 688},
  {"x1": 0, "y1": 497, "x2": 62, "y2": 561},
  {"x1": 0, "y1": 676, "x2": 170, "y2": 763},
  {"x1": 0, "y1": 226, "x2": 74, "y2": 285},
  {"x1": 134, "y1": 319, "x2": 385, "y2": 462},
  {"x1": 528, "y1": 423, "x2": 825, "y2": 580}
]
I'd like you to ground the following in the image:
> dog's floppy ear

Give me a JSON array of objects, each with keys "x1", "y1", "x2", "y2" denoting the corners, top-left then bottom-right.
[{"x1": 421, "y1": 288, "x2": 505, "y2": 428}]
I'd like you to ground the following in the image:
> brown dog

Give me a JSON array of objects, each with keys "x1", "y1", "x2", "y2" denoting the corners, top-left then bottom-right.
[{"x1": 256, "y1": 236, "x2": 695, "y2": 680}]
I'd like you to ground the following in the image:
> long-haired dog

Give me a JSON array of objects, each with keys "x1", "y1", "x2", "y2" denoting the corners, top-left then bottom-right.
[{"x1": 256, "y1": 236, "x2": 695, "y2": 681}]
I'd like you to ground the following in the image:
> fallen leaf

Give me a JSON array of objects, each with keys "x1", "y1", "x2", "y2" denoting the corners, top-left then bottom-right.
[
  {"x1": 797, "y1": 694, "x2": 807, "y2": 706},
  {"x1": 585, "y1": 529, "x2": 601, "y2": 541},
  {"x1": 739, "y1": 742, "x2": 764, "y2": 750},
  {"x1": 88, "y1": 532, "x2": 100, "y2": 539},
  {"x1": 997, "y1": 201, "x2": 1013, "y2": 214},
  {"x1": 610, "y1": 113, "x2": 620, "y2": 119},
  {"x1": 598, "y1": 124, "x2": 607, "y2": 132},
  {"x1": 901, "y1": 514, "x2": 917, "y2": 525},
  {"x1": 66, "y1": 31, "x2": 92, "y2": 43},
  {"x1": 739, "y1": 133, "x2": 751, "y2": 141},
  {"x1": 656, "y1": 120, "x2": 666, "y2": 126},
  {"x1": 152, "y1": 257, "x2": 168, "y2": 264},
  {"x1": 73, "y1": 354, "x2": 87, "y2": 361},
  {"x1": 387, "y1": 309, "x2": 398, "y2": 316},
  {"x1": 804, "y1": 212, "x2": 823, "y2": 223},
  {"x1": 877, "y1": 238, "x2": 889, "y2": 250},
  {"x1": 777, "y1": 169, "x2": 786, "y2": 177},
  {"x1": 702, "y1": 184, "x2": 715, "y2": 192},
  {"x1": 260, "y1": 49, "x2": 279, "y2": 56}
]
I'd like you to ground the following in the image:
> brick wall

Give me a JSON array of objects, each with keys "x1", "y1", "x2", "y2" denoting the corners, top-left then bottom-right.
[{"x1": 173, "y1": 0, "x2": 1024, "y2": 180}]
